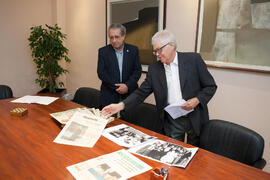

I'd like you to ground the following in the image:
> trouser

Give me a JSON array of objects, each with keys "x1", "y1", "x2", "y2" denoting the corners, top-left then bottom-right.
[{"x1": 164, "y1": 112, "x2": 199, "y2": 146}]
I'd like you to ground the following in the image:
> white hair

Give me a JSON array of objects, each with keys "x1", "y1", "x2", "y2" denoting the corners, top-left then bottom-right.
[{"x1": 151, "y1": 29, "x2": 177, "y2": 49}]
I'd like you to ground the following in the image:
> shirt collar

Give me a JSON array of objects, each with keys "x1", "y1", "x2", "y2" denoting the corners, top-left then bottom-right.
[
  {"x1": 164, "y1": 51, "x2": 178, "y2": 68},
  {"x1": 114, "y1": 44, "x2": 124, "y2": 53},
  {"x1": 172, "y1": 52, "x2": 178, "y2": 65}
]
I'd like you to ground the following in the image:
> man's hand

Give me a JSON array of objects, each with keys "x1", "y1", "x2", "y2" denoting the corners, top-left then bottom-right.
[
  {"x1": 181, "y1": 97, "x2": 200, "y2": 111},
  {"x1": 115, "y1": 83, "x2": 128, "y2": 94},
  {"x1": 102, "y1": 102, "x2": 125, "y2": 117}
]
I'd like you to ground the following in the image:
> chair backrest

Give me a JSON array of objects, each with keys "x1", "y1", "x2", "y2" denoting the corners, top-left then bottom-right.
[
  {"x1": 72, "y1": 87, "x2": 100, "y2": 109},
  {"x1": 200, "y1": 119, "x2": 265, "y2": 168},
  {"x1": 0, "y1": 85, "x2": 13, "y2": 100},
  {"x1": 124, "y1": 103, "x2": 162, "y2": 134}
]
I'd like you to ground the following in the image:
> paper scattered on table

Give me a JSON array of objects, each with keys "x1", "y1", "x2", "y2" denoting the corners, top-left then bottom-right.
[
  {"x1": 67, "y1": 149, "x2": 152, "y2": 180},
  {"x1": 103, "y1": 124, "x2": 155, "y2": 148},
  {"x1": 164, "y1": 100, "x2": 193, "y2": 119},
  {"x1": 128, "y1": 139, "x2": 198, "y2": 168},
  {"x1": 11, "y1": 95, "x2": 58, "y2": 105},
  {"x1": 53, "y1": 111, "x2": 108, "y2": 148},
  {"x1": 50, "y1": 108, "x2": 114, "y2": 125}
]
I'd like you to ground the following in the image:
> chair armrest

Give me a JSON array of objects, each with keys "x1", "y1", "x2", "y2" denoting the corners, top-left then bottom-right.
[{"x1": 253, "y1": 158, "x2": 266, "y2": 169}]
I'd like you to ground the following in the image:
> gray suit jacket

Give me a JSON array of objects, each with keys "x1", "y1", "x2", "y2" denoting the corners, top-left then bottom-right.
[{"x1": 123, "y1": 52, "x2": 217, "y2": 135}]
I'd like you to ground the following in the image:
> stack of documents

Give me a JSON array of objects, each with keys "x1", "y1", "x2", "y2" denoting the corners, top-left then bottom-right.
[
  {"x1": 53, "y1": 110, "x2": 112, "y2": 148},
  {"x1": 50, "y1": 108, "x2": 114, "y2": 125},
  {"x1": 11, "y1": 95, "x2": 58, "y2": 105}
]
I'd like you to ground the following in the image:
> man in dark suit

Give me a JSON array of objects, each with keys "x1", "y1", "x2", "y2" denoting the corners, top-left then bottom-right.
[
  {"x1": 102, "y1": 30, "x2": 217, "y2": 146},
  {"x1": 97, "y1": 24, "x2": 142, "y2": 113}
]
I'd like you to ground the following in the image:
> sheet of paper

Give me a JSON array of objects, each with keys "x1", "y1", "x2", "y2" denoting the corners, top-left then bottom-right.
[
  {"x1": 67, "y1": 149, "x2": 152, "y2": 180},
  {"x1": 50, "y1": 108, "x2": 85, "y2": 124},
  {"x1": 50, "y1": 108, "x2": 114, "y2": 125},
  {"x1": 53, "y1": 111, "x2": 108, "y2": 148},
  {"x1": 128, "y1": 139, "x2": 198, "y2": 168},
  {"x1": 102, "y1": 124, "x2": 155, "y2": 148},
  {"x1": 164, "y1": 101, "x2": 193, "y2": 119},
  {"x1": 11, "y1": 95, "x2": 58, "y2": 105}
]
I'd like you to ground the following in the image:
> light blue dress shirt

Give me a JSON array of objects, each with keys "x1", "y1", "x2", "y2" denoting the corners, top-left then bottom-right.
[{"x1": 114, "y1": 46, "x2": 124, "y2": 82}]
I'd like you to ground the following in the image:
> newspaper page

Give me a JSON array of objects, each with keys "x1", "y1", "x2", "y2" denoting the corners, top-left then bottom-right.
[
  {"x1": 53, "y1": 111, "x2": 108, "y2": 147},
  {"x1": 102, "y1": 124, "x2": 156, "y2": 148},
  {"x1": 11, "y1": 95, "x2": 58, "y2": 105},
  {"x1": 50, "y1": 108, "x2": 114, "y2": 125},
  {"x1": 128, "y1": 139, "x2": 198, "y2": 168},
  {"x1": 67, "y1": 149, "x2": 152, "y2": 180},
  {"x1": 50, "y1": 108, "x2": 86, "y2": 124}
]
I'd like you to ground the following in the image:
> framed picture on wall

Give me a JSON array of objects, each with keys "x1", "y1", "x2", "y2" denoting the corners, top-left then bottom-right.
[
  {"x1": 196, "y1": 0, "x2": 270, "y2": 73},
  {"x1": 106, "y1": 0, "x2": 167, "y2": 72}
]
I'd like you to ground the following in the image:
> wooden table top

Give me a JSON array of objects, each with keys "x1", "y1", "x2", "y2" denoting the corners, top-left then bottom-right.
[{"x1": 0, "y1": 98, "x2": 269, "y2": 180}]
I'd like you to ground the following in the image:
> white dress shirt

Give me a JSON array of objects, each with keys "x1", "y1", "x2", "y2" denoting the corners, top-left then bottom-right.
[{"x1": 164, "y1": 53, "x2": 183, "y2": 105}]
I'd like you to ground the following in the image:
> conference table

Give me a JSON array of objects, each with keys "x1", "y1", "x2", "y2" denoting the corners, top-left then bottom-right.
[{"x1": 0, "y1": 97, "x2": 270, "y2": 180}]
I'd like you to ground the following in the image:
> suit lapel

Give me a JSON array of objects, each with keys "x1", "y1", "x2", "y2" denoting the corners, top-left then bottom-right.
[
  {"x1": 157, "y1": 61, "x2": 168, "y2": 106},
  {"x1": 158, "y1": 62, "x2": 167, "y2": 91},
  {"x1": 122, "y1": 45, "x2": 128, "y2": 80},
  {"x1": 178, "y1": 52, "x2": 187, "y2": 91}
]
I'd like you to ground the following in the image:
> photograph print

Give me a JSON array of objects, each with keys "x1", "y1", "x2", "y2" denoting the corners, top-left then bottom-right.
[
  {"x1": 128, "y1": 139, "x2": 198, "y2": 168},
  {"x1": 102, "y1": 124, "x2": 155, "y2": 148}
]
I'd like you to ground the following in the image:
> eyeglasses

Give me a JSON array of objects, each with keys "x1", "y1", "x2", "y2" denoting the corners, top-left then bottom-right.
[
  {"x1": 109, "y1": 35, "x2": 121, "y2": 40},
  {"x1": 153, "y1": 43, "x2": 169, "y2": 55}
]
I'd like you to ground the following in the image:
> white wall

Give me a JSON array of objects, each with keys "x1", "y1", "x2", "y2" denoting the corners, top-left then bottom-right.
[
  {"x1": 65, "y1": 0, "x2": 104, "y2": 94},
  {"x1": 0, "y1": 0, "x2": 54, "y2": 96}
]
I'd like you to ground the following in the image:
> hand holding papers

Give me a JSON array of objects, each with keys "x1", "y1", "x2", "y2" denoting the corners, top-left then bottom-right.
[
  {"x1": 164, "y1": 100, "x2": 194, "y2": 119},
  {"x1": 11, "y1": 95, "x2": 58, "y2": 105},
  {"x1": 67, "y1": 149, "x2": 152, "y2": 180}
]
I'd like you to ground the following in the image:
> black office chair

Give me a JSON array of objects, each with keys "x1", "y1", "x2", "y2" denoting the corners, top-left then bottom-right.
[
  {"x1": 0, "y1": 85, "x2": 13, "y2": 100},
  {"x1": 124, "y1": 103, "x2": 163, "y2": 134},
  {"x1": 72, "y1": 87, "x2": 100, "y2": 109},
  {"x1": 200, "y1": 119, "x2": 266, "y2": 169}
]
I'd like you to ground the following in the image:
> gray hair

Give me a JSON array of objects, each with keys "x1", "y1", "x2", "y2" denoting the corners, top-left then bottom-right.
[
  {"x1": 152, "y1": 29, "x2": 177, "y2": 49},
  {"x1": 108, "y1": 23, "x2": 126, "y2": 36}
]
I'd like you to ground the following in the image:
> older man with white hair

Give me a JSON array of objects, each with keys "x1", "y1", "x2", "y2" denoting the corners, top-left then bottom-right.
[{"x1": 102, "y1": 30, "x2": 217, "y2": 146}]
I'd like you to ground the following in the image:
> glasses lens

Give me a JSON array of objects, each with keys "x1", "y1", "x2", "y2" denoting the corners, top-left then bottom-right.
[
  {"x1": 153, "y1": 43, "x2": 168, "y2": 55},
  {"x1": 110, "y1": 36, "x2": 120, "y2": 40}
]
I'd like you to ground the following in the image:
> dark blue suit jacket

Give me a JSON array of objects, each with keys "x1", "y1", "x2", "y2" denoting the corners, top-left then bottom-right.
[
  {"x1": 97, "y1": 43, "x2": 142, "y2": 108},
  {"x1": 123, "y1": 52, "x2": 217, "y2": 135}
]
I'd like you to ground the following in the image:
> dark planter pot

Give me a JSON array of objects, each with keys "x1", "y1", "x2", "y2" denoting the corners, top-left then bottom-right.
[{"x1": 38, "y1": 88, "x2": 67, "y2": 97}]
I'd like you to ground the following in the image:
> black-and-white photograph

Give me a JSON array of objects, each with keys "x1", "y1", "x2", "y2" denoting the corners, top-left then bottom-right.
[
  {"x1": 128, "y1": 139, "x2": 198, "y2": 168},
  {"x1": 102, "y1": 124, "x2": 155, "y2": 148}
]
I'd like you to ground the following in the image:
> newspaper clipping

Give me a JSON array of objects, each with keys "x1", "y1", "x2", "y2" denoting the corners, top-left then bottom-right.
[
  {"x1": 53, "y1": 111, "x2": 108, "y2": 148},
  {"x1": 67, "y1": 149, "x2": 152, "y2": 180}
]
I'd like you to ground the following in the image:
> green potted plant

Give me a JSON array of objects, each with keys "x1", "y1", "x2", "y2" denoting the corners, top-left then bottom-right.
[{"x1": 28, "y1": 24, "x2": 71, "y2": 93}]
